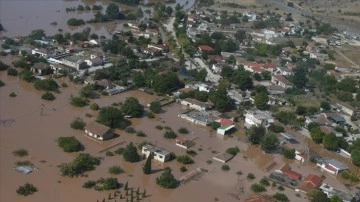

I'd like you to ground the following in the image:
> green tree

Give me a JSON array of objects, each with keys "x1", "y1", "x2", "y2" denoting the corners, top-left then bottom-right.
[
  {"x1": 254, "y1": 91, "x2": 269, "y2": 110},
  {"x1": 337, "y1": 77, "x2": 357, "y2": 92},
  {"x1": 164, "y1": 130, "x2": 177, "y2": 139},
  {"x1": 307, "y1": 189, "x2": 330, "y2": 202},
  {"x1": 282, "y1": 148, "x2": 295, "y2": 159},
  {"x1": 156, "y1": 167, "x2": 178, "y2": 189},
  {"x1": 143, "y1": 154, "x2": 152, "y2": 174},
  {"x1": 123, "y1": 142, "x2": 140, "y2": 163},
  {"x1": 57, "y1": 136, "x2": 82, "y2": 152},
  {"x1": 177, "y1": 155, "x2": 194, "y2": 164},
  {"x1": 209, "y1": 82, "x2": 233, "y2": 112},
  {"x1": 59, "y1": 153, "x2": 100, "y2": 177},
  {"x1": 310, "y1": 127, "x2": 325, "y2": 144},
  {"x1": 33, "y1": 79, "x2": 59, "y2": 91},
  {"x1": 70, "y1": 96, "x2": 88, "y2": 107},
  {"x1": 261, "y1": 134, "x2": 279, "y2": 153},
  {"x1": 149, "y1": 101, "x2": 161, "y2": 114},
  {"x1": 80, "y1": 84, "x2": 98, "y2": 99},
  {"x1": 273, "y1": 193, "x2": 289, "y2": 202},
  {"x1": 246, "y1": 125, "x2": 266, "y2": 144},
  {"x1": 250, "y1": 183, "x2": 267, "y2": 192},
  {"x1": 16, "y1": 183, "x2": 38, "y2": 196},
  {"x1": 323, "y1": 133, "x2": 338, "y2": 151},
  {"x1": 106, "y1": 3, "x2": 124, "y2": 19},
  {"x1": 226, "y1": 146, "x2": 240, "y2": 155},
  {"x1": 351, "y1": 149, "x2": 360, "y2": 174},
  {"x1": 97, "y1": 106, "x2": 129, "y2": 129},
  {"x1": 7, "y1": 68, "x2": 18, "y2": 76},
  {"x1": 292, "y1": 67, "x2": 308, "y2": 88},
  {"x1": 121, "y1": 97, "x2": 144, "y2": 118},
  {"x1": 320, "y1": 101, "x2": 331, "y2": 110}
]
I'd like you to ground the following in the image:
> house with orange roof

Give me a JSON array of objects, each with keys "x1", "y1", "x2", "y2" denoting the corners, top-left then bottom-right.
[{"x1": 298, "y1": 174, "x2": 323, "y2": 193}]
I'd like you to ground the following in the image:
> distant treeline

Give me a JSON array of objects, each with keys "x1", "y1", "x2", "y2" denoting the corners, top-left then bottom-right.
[
  {"x1": 111, "y1": 0, "x2": 140, "y2": 5},
  {"x1": 66, "y1": 4, "x2": 103, "y2": 12},
  {"x1": 221, "y1": 3, "x2": 247, "y2": 9},
  {"x1": 342, "y1": 12, "x2": 360, "y2": 16}
]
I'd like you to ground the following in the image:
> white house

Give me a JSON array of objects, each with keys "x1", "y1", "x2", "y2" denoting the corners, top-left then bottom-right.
[
  {"x1": 141, "y1": 144, "x2": 170, "y2": 163},
  {"x1": 196, "y1": 83, "x2": 212, "y2": 92},
  {"x1": 319, "y1": 183, "x2": 355, "y2": 202},
  {"x1": 84, "y1": 121, "x2": 113, "y2": 141},
  {"x1": 271, "y1": 75, "x2": 293, "y2": 89},
  {"x1": 244, "y1": 110, "x2": 274, "y2": 127},
  {"x1": 32, "y1": 48, "x2": 51, "y2": 58},
  {"x1": 316, "y1": 158, "x2": 349, "y2": 175},
  {"x1": 243, "y1": 11, "x2": 257, "y2": 21},
  {"x1": 180, "y1": 98, "x2": 212, "y2": 111}
]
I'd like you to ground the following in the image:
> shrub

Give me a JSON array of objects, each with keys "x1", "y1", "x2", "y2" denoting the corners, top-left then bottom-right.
[
  {"x1": 41, "y1": 92, "x2": 55, "y2": 100},
  {"x1": 206, "y1": 160, "x2": 213, "y2": 164},
  {"x1": 251, "y1": 183, "x2": 266, "y2": 192},
  {"x1": 12, "y1": 149, "x2": 29, "y2": 157},
  {"x1": 221, "y1": 164, "x2": 230, "y2": 171},
  {"x1": 180, "y1": 166, "x2": 187, "y2": 172},
  {"x1": 16, "y1": 183, "x2": 38, "y2": 196},
  {"x1": 105, "y1": 151, "x2": 114, "y2": 156},
  {"x1": 108, "y1": 166, "x2": 124, "y2": 174},
  {"x1": 9, "y1": 92, "x2": 17, "y2": 97},
  {"x1": 0, "y1": 61, "x2": 9, "y2": 71},
  {"x1": 83, "y1": 180, "x2": 96, "y2": 188},
  {"x1": 57, "y1": 136, "x2": 82, "y2": 152},
  {"x1": 164, "y1": 130, "x2": 177, "y2": 139},
  {"x1": 125, "y1": 126, "x2": 136, "y2": 133},
  {"x1": 0, "y1": 79, "x2": 5, "y2": 87},
  {"x1": 147, "y1": 112, "x2": 155, "y2": 118},
  {"x1": 114, "y1": 147, "x2": 125, "y2": 155},
  {"x1": 7, "y1": 67, "x2": 18, "y2": 76},
  {"x1": 155, "y1": 125, "x2": 163, "y2": 130},
  {"x1": 247, "y1": 173, "x2": 255, "y2": 180},
  {"x1": 16, "y1": 160, "x2": 32, "y2": 166},
  {"x1": 186, "y1": 150, "x2": 197, "y2": 156},
  {"x1": 226, "y1": 146, "x2": 240, "y2": 155},
  {"x1": 178, "y1": 127, "x2": 189, "y2": 134},
  {"x1": 209, "y1": 122, "x2": 221, "y2": 130},
  {"x1": 136, "y1": 131, "x2": 146, "y2": 137},
  {"x1": 70, "y1": 117, "x2": 86, "y2": 130},
  {"x1": 273, "y1": 193, "x2": 289, "y2": 202},
  {"x1": 70, "y1": 96, "x2": 88, "y2": 107},
  {"x1": 268, "y1": 124, "x2": 284, "y2": 133},
  {"x1": 61, "y1": 83, "x2": 68, "y2": 87},
  {"x1": 341, "y1": 170, "x2": 359, "y2": 182},
  {"x1": 177, "y1": 155, "x2": 194, "y2": 164},
  {"x1": 278, "y1": 185, "x2": 285, "y2": 191},
  {"x1": 260, "y1": 177, "x2": 270, "y2": 186},
  {"x1": 90, "y1": 103, "x2": 100, "y2": 110}
]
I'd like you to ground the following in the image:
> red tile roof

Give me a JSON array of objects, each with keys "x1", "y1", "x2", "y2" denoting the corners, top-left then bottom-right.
[
  {"x1": 299, "y1": 174, "x2": 322, "y2": 192},
  {"x1": 282, "y1": 169, "x2": 302, "y2": 180},
  {"x1": 198, "y1": 45, "x2": 214, "y2": 51},
  {"x1": 219, "y1": 118, "x2": 235, "y2": 126}
]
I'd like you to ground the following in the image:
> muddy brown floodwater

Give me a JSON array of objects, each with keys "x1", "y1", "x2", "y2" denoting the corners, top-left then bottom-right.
[{"x1": 1, "y1": 61, "x2": 355, "y2": 201}]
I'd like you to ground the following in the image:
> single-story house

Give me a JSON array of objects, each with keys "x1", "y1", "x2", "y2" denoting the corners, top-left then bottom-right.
[
  {"x1": 212, "y1": 152, "x2": 234, "y2": 163},
  {"x1": 31, "y1": 62, "x2": 51, "y2": 75},
  {"x1": 316, "y1": 158, "x2": 349, "y2": 175},
  {"x1": 298, "y1": 174, "x2": 323, "y2": 193},
  {"x1": 337, "y1": 102, "x2": 355, "y2": 116},
  {"x1": 84, "y1": 121, "x2": 113, "y2": 141},
  {"x1": 175, "y1": 137, "x2": 196, "y2": 149},
  {"x1": 62, "y1": 56, "x2": 88, "y2": 70},
  {"x1": 271, "y1": 75, "x2": 293, "y2": 89},
  {"x1": 279, "y1": 164, "x2": 302, "y2": 180},
  {"x1": 198, "y1": 45, "x2": 214, "y2": 52},
  {"x1": 327, "y1": 114, "x2": 346, "y2": 124},
  {"x1": 217, "y1": 124, "x2": 236, "y2": 135},
  {"x1": 141, "y1": 144, "x2": 170, "y2": 163},
  {"x1": 320, "y1": 183, "x2": 355, "y2": 202},
  {"x1": 180, "y1": 98, "x2": 213, "y2": 111}
]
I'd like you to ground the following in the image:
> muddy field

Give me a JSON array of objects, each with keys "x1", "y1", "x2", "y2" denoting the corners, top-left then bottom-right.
[{"x1": 0, "y1": 57, "x2": 357, "y2": 201}]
